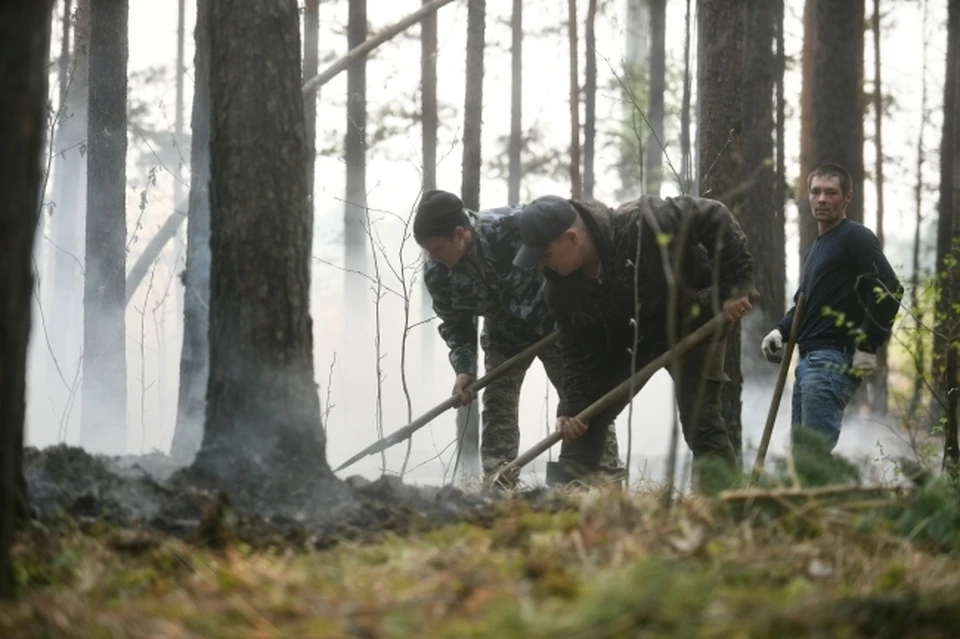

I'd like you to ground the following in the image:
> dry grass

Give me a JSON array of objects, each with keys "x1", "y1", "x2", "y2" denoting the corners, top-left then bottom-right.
[{"x1": 2, "y1": 484, "x2": 959, "y2": 638}]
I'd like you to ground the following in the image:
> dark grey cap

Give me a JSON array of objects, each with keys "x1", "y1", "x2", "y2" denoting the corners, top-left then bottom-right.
[{"x1": 513, "y1": 195, "x2": 577, "y2": 268}]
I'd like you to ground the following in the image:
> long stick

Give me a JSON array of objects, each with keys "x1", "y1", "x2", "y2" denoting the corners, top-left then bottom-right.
[
  {"x1": 490, "y1": 311, "x2": 730, "y2": 485},
  {"x1": 333, "y1": 331, "x2": 559, "y2": 472},
  {"x1": 301, "y1": 0, "x2": 458, "y2": 95},
  {"x1": 751, "y1": 292, "x2": 806, "y2": 481}
]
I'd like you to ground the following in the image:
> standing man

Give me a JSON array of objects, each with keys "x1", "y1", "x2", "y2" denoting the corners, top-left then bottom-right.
[
  {"x1": 513, "y1": 193, "x2": 756, "y2": 491},
  {"x1": 762, "y1": 163, "x2": 902, "y2": 453},
  {"x1": 415, "y1": 189, "x2": 623, "y2": 484}
]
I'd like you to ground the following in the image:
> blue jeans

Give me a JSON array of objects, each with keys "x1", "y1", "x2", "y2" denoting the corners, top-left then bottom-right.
[{"x1": 790, "y1": 348, "x2": 862, "y2": 452}]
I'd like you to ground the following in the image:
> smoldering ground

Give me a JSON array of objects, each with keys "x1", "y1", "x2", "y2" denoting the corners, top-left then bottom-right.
[{"x1": 20, "y1": 444, "x2": 580, "y2": 551}]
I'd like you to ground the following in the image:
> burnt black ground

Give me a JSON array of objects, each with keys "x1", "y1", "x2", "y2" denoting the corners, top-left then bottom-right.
[{"x1": 22, "y1": 444, "x2": 573, "y2": 550}]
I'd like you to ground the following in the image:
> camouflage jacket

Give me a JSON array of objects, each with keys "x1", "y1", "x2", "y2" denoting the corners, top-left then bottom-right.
[
  {"x1": 542, "y1": 195, "x2": 755, "y2": 417},
  {"x1": 424, "y1": 206, "x2": 555, "y2": 376}
]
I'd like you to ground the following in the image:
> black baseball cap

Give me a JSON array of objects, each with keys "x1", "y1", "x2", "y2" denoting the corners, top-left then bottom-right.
[{"x1": 513, "y1": 195, "x2": 577, "y2": 268}]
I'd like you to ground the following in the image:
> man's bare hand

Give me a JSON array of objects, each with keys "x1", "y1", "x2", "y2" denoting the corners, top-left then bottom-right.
[
  {"x1": 556, "y1": 416, "x2": 588, "y2": 442},
  {"x1": 452, "y1": 373, "x2": 477, "y2": 406},
  {"x1": 722, "y1": 295, "x2": 753, "y2": 324}
]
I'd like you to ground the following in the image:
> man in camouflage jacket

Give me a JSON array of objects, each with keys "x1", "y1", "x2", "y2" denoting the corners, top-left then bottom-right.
[
  {"x1": 415, "y1": 189, "x2": 623, "y2": 482},
  {"x1": 513, "y1": 194, "x2": 756, "y2": 489}
]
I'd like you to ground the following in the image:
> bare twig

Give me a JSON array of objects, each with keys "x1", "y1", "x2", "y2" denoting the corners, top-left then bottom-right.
[{"x1": 361, "y1": 209, "x2": 388, "y2": 474}]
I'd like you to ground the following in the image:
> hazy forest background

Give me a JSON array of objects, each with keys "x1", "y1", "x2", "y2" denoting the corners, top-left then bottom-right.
[
  {"x1": 8, "y1": 0, "x2": 960, "y2": 633},
  {"x1": 20, "y1": 0, "x2": 957, "y2": 487}
]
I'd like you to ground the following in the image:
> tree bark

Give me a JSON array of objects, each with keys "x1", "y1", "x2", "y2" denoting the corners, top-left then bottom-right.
[
  {"x1": 82, "y1": 0, "x2": 128, "y2": 455},
  {"x1": 741, "y1": 0, "x2": 782, "y2": 375},
  {"x1": 507, "y1": 0, "x2": 522, "y2": 204},
  {"x1": 698, "y1": 0, "x2": 744, "y2": 463},
  {"x1": 869, "y1": 0, "x2": 888, "y2": 416},
  {"x1": 680, "y1": 0, "x2": 692, "y2": 193},
  {"x1": 421, "y1": 0, "x2": 438, "y2": 193},
  {"x1": 775, "y1": 0, "x2": 786, "y2": 290},
  {"x1": 0, "y1": 0, "x2": 53, "y2": 598},
  {"x1": 944, "y1": 0, "x2": 960, "y2": 476},
  {"x1": 798, "y1": 0, "x2": 817, "y2": 260},
  {"x1": 192, "y1": 0, "x2": 333, "y2": 499},
  {"x1": 303, "y1": 0, "x2": 319, "y2": 212},
  {"x1": 645, "y1": 0, "x2": 666, "y2": 196},
  {"x1": 934, "y1": 0, "x2": 959, "y2": 427},
  {"x1": 344, "y1": 0, "x2": 367, "y2": 270},
  {"x1": 799, "y1": 0, "x2": 865, "y2": 258},
  {"x1": 567, "y1": 0, "x2": 582, "y2": 199},
  {"x1": 175, "y1": 0, "x2": 186, "y2": 208},
  {"x1": 584, "y1": 0, "x2": 597, "y2": 199},
  {"x1": 461, "y1": 0, "x2": 485, "y2": 213},
  {"x1": 170, "y1": 0, "x2": 211, "y2": 463},
  {"x1": 420, "y1": 0, "x2": 439, "y2": 335},
  {"x1": 908, "y1": 0, "x2": 930, "y2": 421},
  {"x1": 458, "y1": 0, "x2": 485, "y2": 481}
]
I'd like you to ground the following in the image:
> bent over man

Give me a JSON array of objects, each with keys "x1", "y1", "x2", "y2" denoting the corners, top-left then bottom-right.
[
  {"x1": 762, "y1": 163, "x2": 902, "y2": 453},
  {"x1": 415, "y1": 189, "x2": 623, "y2": 482},
  {"x1": 513, "y1": 193, "x2": 756, "y2": 490}
]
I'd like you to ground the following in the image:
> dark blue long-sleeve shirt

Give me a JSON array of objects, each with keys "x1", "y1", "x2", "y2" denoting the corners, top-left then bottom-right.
[{"x1": 775, "y1": 218, "x2": 902, "y2": 354}]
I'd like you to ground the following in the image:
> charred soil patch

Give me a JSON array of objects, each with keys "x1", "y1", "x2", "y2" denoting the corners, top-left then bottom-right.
[
  {"x1": 7, "y1": 445, "x2": 960, "y2": 638},
  {"x1": 21, "y1": 444, "x2": 574, "y2": 550}
]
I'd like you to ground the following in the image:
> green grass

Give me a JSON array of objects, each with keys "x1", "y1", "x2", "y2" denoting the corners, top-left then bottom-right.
[{"x1": 3, "y1": 482, "x2": 960, "y2": 638}]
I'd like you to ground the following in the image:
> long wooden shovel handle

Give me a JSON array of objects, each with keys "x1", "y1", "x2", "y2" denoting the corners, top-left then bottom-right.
[
  {"x1": 750, "y1": 293, "x2": 806, "y2": 481},
  {"x1": 490, "y1": 311, "x2": 731, "y2": 484},
  {"x1": 333, "y1": 331, "x2": 559, "y2": 472}
]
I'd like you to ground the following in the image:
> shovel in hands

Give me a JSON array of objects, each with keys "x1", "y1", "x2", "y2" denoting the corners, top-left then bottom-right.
[
  {"x1": 750, "y1": 293, "x2": 806, "y2": 482},
  {"x1": 333, "y1": 331, "x2": 559, "y2": 473},
  {"x1": 489, "y1": 310, "x2": 733, "y2": 487}
]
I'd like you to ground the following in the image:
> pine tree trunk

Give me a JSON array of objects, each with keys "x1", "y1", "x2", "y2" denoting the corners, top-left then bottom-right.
[
  {"x1": 175, "y1": 0, "x2": 186, "y2": 208},
  {"x1": 869, "y1": 0, "x2": 889, "y2": 416},
  {"x1": 798, "y1": 0, "x2": 817, "y2": 258},
  {"x1": 934, "y1": 0, "x2": 958, "y2": 429},
  {"x1": 775, "y1": 0, "x2": 786, "y2": 296},
  {"x1": 567, "y1": 0, "x2": 582, "y2": 199},
  {"x1": 82, "y1": 0, "x2": 128, "y2": 455},
  {"x1": 192, "y1": 0, "x2": 334, "y2": 502},
  {"x1": 680, "y1": 0, "x2": 692, "y2": 193},
  {"x1": 457, "y1": 0, "x2": 485, "y2": 482},
  {"x1": 421, "y1": 0, "x2": 437, "y2": 192},
  {"x1": 420, "y1": 0, "x2": 439, "y2": 338},
  {"x1": 908, "y1": 0, "x2": 930, "y2": 421},
  {"x1": 0, "y1": 0, "x2": 53, "y2": 598},
  {"x1": 170, "y1": 0, "x2": 212, "y2": 463},
  {"x1": 303, "y1": 0, "x2": 319, "y2": 211},
  {"x1": 461, "y1": 0, "x2": 485, "y2": 212},
  {"x1": 741, "y1": 0, "x2": 781, "y2": 376},
  {"x1": 944, "y1": 1, "x2": 960, "y2": 476},
  {"x1": 507, "y1": 0, "x2": 522, "y2": 204},
  {"x1": 645, "y1": 0, "x2": 665, "y2": 196},
  {"x1": 698, "y1": 0, "x2": 744, "y2": 464},
  {"x1": 344, "y1": 0, "x2": 367, "y2": 270},
  {"x1": 800, "y1": 0, "x2": 866, "y2": 259},
  {"x1": 584, "y1": 0, "x2": 597, "y2": 199}
]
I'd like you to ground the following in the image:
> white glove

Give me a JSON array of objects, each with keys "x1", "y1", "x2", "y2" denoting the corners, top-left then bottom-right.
[
  {"x1": 761, "y1": 329, "x2": 784, "y2": 363},
  {"x1": 852, "y1": 350, "x2": 877, "y2": 375}
]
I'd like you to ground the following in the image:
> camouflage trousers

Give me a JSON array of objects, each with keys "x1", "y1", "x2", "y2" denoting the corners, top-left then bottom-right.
[
  {"x1": 480, "y1": 335, "x2": 623, "y2": 480},
  {"x1": 547, "y1": 332, "x2": 737, "y2": 493}
]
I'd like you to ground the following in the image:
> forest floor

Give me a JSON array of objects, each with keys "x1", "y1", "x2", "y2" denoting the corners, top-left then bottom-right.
[{"x1": 2, "y1": 444, "x2": 960, "y2": 638}]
